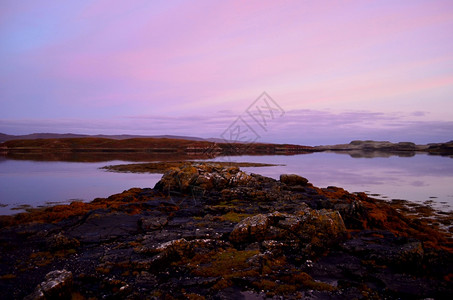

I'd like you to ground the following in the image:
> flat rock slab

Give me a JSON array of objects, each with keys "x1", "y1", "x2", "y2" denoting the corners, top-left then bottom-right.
[{"x1": 67, "y1": 212, "x2": 141, "y2": 243}]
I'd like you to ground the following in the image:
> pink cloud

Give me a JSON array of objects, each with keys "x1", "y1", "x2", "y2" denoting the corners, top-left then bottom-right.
[{"x1": 1, "y1": 0, "x2": 452, "y2": 139}]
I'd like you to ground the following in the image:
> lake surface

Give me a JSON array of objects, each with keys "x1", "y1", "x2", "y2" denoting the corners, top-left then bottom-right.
[
  {"x1": 1, "y1": 153, "x2": 452, "y2": 215},
  {"x1": 209, "y1": 153, "x2": 453, "y2": 211},
  {"x1": 0, "y1": 159, "x2": 162, "y2": 215}
]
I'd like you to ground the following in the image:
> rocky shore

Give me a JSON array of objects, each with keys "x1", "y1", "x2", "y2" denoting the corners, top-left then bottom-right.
[{"x1": 0, "y1": 163, "x2": 452, "y2": 299}]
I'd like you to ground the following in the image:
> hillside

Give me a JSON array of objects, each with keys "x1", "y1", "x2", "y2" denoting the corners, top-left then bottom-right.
[
  {"x1": 0, "y1": 137, "x2": 314, "y2": 160},
  {"x1": 0, "y1": 137, "x2": 212, "y2": 155},
  {"x1": 0, "y1": 133, "x2": 209, "y2": 143}
]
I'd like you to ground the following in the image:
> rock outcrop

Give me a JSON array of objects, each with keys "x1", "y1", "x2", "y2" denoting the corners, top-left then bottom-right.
[
  {"x1": 154, "y1": 163, "x2": 254, "y2": 193},
  {"x1": 25, "y1": 270, "x2": 73, "y2": 300},
  {"x1": 0, "y1": 163, "x2": 451, "y2": 299},
  {"x1": 230, "y1": 210, "x2": 347, "y2": 257}
]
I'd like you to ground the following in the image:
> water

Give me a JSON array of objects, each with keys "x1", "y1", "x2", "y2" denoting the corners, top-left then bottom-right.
[
  {"x1": 0, "y1": 159, "x2": 161, "y2": 215},
  {"x1": 208, "y1": 152, "x2": 453, "y2": 212},
  {"x1": 0, "y1": 153, "x2": 452, "y2": 215}
]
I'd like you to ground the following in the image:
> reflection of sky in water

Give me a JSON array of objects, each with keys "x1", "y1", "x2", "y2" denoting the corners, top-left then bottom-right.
[
  {"x1": 0, "y1": 160, "x2": 161, "y2": 215},
  {"x1": 1, "y1": 153, "x2": 452, "y2": 215},
  {"x1": 207, "y1": 153, "x2": 453, "y2": 211}
]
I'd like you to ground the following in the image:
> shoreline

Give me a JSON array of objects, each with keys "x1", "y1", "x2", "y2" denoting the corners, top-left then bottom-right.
[
  {"x1": 2, "y1": 138, "x2": 453, "y2": 162},
  {"x1": 100, "y1": 161, "x2": 283, "y2": 174}
]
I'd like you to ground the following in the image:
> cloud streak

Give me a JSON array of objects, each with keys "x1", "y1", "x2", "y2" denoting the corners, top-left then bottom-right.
[{"x1": 1, "y1": 109, "x2": 451, "y2": 145}]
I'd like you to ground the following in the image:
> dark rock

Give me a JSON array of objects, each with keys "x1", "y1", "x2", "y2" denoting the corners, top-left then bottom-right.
[
  {"x1": 135, "y1": 238, "x2": 229, "y2": 258},
  {"x1": 154, "y1": 164, "x2": 199, "y2": 193},
  {"x1": 45, "y1": 233, "x2": 80, "y2": 250},
  {"x1": 1, "y1": 162, "x2": 452, "y2": 299},
  {"x1": 138, "y1": 212, "x2": 168, "y2": 231},
  {"x1": 280, "y1": 174, "x2": 309, "y2": 186},
  {"x1": 427, "y1": 141, "x2": 453, "y2": 155},
  {"x1": 134, "y1": 271, "x2": 158, "y2": 288},
  {"x1": 342, "y1": 230, "x2": 425, "y2": 272},
  {"x1": 25, "y1": 270, "x2": 73, "y2": 300},
  {"x1": 230, "y1": 209, "x2": 347, "y2": 257},
  {"x1": 229, "y1": 214, "x2": 270, "y2": 243},
  {"x1": 154, "y1": 163, "x2": 254, "y2": 194},
  {"x1": 66, "y1": 211, "x2": 140, "y2": 243}
]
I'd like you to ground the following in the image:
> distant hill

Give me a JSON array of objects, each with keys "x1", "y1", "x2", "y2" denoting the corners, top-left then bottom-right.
[
  {"x1": 0, "y1": 133, "x2": 210, "y2": 143},
  {"x1": 0, "y1": 135, "x2": 314, "y2": 160}
]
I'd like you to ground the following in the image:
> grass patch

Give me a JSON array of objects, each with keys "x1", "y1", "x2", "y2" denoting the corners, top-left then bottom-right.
[
  {"x1": 220, "y1": 212, "x2": 253, "y2": 223},
  {"x1": 179, "y1": 247, "x2": 259, "y2": 289}
]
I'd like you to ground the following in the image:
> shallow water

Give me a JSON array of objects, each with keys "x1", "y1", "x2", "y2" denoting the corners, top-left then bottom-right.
[
  {"x1": 207, "y1": 152, "x2": 453, "y2": 211},
  {"x1": 0, "y1": 159, "x2": 161, "y2": 215},
  {"x1": 0, "y1": 152, "x2": 452, "y2": 215}
]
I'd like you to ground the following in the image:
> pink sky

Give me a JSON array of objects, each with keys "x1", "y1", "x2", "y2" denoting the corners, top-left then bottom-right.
[{"x1": 1, "y1": 0, "x2": 452, "y2": 145}]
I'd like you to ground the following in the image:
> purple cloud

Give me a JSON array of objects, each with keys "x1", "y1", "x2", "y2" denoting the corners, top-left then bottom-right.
[{"x1": 1, "y1": 1, "x2": 452, "y2": 145}]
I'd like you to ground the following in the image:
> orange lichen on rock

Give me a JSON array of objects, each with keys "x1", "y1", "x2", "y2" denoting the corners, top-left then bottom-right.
[
  {"x1": 177, "y1": 247, "x2": 260, "y2": 290},
  {"x1": 0, "y1": 188, "x2": 162, "y2": 227},
  {"x1": 318, "y1": 185, "x2": 452, "y2": 251},
  {"x1": 1, "y1": 163, "x2": 451, "y2": 299}
]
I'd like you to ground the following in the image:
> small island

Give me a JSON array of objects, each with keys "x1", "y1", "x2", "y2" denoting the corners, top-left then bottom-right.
[{"x1": 314, "y1": 140, "x2": 453, "y2": 157}]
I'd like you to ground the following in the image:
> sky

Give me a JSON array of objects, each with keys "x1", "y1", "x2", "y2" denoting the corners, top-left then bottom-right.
[{"x1": 1, "y1": 0, "x2": 452, "y2": 145}]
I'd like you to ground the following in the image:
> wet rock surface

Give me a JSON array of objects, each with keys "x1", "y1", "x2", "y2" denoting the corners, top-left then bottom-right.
[
  {"x1": 25, "y1": 269, "x2": 73, "y2": 300},
  {"x1": 0, "y1": 162, "x2": 452, "y2": 299}
]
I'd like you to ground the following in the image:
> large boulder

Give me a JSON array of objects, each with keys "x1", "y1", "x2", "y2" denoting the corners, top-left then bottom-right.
[
  {"x1": 230, "y1": 209, "x2": 348, "y2": 257},
  {"x1": 228, "y1": 214, "x2": 270, "y2": 243},
  {"x1": 138, "y1": 212, "x2": 168, "y2": 231},
  {"x1": 45, "y1": 233, "x2": 80, "y2": 250},
  {"x1": 154, "y1": 163, "x2": 254, "y2": 194},
  {"x1": 25, "y1": 270, "x2": 73, "y2": 300},
  {"x1": 280, "y1": 174, "x2": 309, "y2": 186},
  {"x1": 154, "y1": 164, "x2": 199, "y2": 193}
]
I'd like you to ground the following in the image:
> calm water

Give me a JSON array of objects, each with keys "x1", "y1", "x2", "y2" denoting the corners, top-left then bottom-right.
[
  {"x1": 0, "y1": 159, "x2": 162, "y2": 215},
  {"x1": 208, "y1": 152, "x2": 453, "y2": 211},
  {"x1": 0, "y1": 153, "x2": 452, "y2": 215}
]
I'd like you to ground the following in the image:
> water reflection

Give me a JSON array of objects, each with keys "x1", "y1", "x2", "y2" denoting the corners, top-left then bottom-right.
[
  {"x1": 2, "y1": 151, "x2": 208, "y2": 163},
  {"x1": 207, "y1": 152, "x2": 453, "y2": 211},
  {"x1": 1, "y1": 152, "x2": 452, "y2": 215},
  {"x1": 328, "y1": 150, "x2": 452, "y2": 159},
  {"x1": 0, "y1": 159, "x2": 162, "y2": 215},
  {"x1": 330, "y1": 150, "x2": 416, "y2": 158}
]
